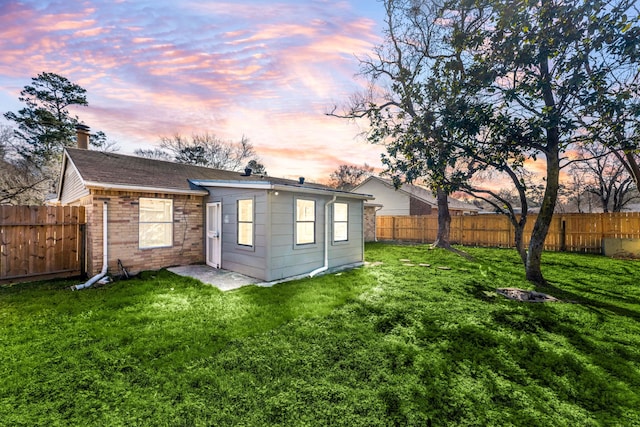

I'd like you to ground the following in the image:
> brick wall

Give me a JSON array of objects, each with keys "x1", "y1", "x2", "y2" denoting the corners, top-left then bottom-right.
[
  {"x1": 409, "y1": 197, "x2": 433, "y2": 216},
  {"x1": 85, "y1": 190, "x2": 204, "y2": 276},
  {"x1": 364, "y1": 205, "x2": 378, "y2": 242}
]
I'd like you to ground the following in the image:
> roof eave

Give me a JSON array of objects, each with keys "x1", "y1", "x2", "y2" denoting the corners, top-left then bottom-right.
[
  {"x1": 56, "y1": 149, "x2": 71, "y2": 200},
  {"x1": 189, "y1": 180, "x2": 273, "y2": 190},
  {"x1": 84, "y1": 182, "x2": 209, "y2": 196},
  {"x1": 272, "y1": 183, "x2": 373, "y2": 199},
  {"x1": 191, "y1": 179, "x2": 373, "y2": 199}
]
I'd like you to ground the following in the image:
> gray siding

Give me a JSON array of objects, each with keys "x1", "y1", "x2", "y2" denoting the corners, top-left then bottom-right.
[
  {"x1": 204, "y1": 186, "x2": 366, "y2": 282},
  {"x1": 206, "y1": 188, "x2": 268, "y2": 280},
  {"x1": 328, "y1": 200, "x2": 364, "y2": 268},
  {"x1": 266, "y1": 192, "x2": 365, "y2": 281},
  {"x1": 267, "y1": 191, "x2": 325, "y2": 280},
  {"x1": 60, "y1": 163, "x2": 89, "y2": 205}
]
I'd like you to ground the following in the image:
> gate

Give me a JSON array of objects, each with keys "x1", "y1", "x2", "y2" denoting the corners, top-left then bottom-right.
[{"x1": 0, "y1": 206, "x2": 86, "y2": 284}]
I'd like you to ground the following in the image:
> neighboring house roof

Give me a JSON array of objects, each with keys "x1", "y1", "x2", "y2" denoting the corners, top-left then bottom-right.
[
  {"x1": 353, "y1": 176, "x2": 480, "y2": 212},
  {"x1": 58, "y1": 148, "x2": 371, "y2": 201},
  {"x1": 623, "y1": 203, "x2": 640, "y2": 212}
]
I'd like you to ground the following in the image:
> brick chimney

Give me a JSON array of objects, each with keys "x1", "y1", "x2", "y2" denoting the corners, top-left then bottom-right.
[{"x1": 75, "y1": 124, "x2": 90, "y2": 149}]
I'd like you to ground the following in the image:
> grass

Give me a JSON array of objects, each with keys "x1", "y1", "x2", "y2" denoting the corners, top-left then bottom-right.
[{"x1": 1, "y1": 243, "x2": 639, "y2": 426}]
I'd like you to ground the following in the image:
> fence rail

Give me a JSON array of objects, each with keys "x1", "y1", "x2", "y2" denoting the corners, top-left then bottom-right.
[
  {"x1": 376, "y1": 212, "x2": 640, "y2": 253},
  {"x1": 1, "y1": 206, "x2": 86, "y2": 284}
]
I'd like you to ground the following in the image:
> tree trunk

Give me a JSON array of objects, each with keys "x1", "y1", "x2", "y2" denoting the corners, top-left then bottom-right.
[
  {"x1": 526, "y1": 146, "x2": 561, "y2": 284},
  {"x1": 624, "y1": 152, "x2": 640, "y2": 187},
  {"x1": 526, "y1": 47, "x2": 561, "y2": 285},
  {"x1": 432, "y1": 186, "x2": 452, "y2": 248},
  {"x1": 513, "y1": 217, "x2": 527, "y2": 266},
  {"x1": 611, "y1": 141, "x2": 640, "y2": 191}
]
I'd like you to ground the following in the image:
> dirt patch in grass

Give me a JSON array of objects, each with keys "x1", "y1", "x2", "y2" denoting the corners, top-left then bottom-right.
[{"x1": 497, "y1": 287, "x2": 559, "y2": 303}]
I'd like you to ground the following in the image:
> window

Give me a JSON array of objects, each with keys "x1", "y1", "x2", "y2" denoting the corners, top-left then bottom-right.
[
  {"x1": 333, "y1": 203, "x2": 348, "y2": 242},
  {"x1": 237, "y1": 199, "x2": 253, "y2": 246},
  {"x1": 296, "y1": 199, "x2": 315, "y2": 245},
  {"x1": 139, "y1": 198, "x2": 173, "y2": 248}
]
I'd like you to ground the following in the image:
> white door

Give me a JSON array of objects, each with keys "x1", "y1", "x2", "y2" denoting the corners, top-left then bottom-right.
[{"x1": 206, "y1": 202, "x2": 222, "y2": 268}]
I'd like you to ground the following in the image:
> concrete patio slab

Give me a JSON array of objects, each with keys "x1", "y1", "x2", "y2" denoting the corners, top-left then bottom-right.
[{"x1": 167, "y1": 265, "x2": 259, "y2": 291}]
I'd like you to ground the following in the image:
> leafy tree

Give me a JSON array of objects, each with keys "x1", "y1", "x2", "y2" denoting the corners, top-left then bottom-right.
[
  {"x1": 89, "y1": 130, "x2": 119, "y2": 153},
  {"x1": 4, "y1": 72, "x2": 87, "y2": 168},
  {"x1": 449, "y1": 0, "x2": 639, "y2": 283},
  {"x1": 139, "y1": 133, "x2": 258, "y2": 172},
  {"x1": 328, "y1": 164, "x2": 373, "y2": 191},
  {"x1": 338, "y1": 0, "x2": 637, "y2": 283},
  {"x1": 245, "y1": 159, "x2": 267, "y2": 176},
  {"x1": 578, "y1": 9, "x2": 640, "y2": 188},
  {"x1": 330, "y1": 0, "x2": 486, "y2": 250},
  {"x1": 2, "y1": 72, "x2": 114, "y2": 203}
]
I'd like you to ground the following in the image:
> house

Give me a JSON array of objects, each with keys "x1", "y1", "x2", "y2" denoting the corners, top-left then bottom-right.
[
  {"x1": 57, "y1": 134, "x2": 372, "y2": 283},
  {"x1": 352, "y1": 176, "x2": 479, "y2": 216}
]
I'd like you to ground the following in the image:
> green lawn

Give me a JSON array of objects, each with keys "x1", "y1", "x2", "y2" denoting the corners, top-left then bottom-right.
[{"x1": 1, "y1": 243, "x2": 639, "y2": 426}]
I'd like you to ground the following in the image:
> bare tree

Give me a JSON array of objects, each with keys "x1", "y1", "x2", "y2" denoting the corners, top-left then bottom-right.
[
  {"x1": 571, "y1": 144, "x2": 638, "y2": 212},
  {"x1": 134, "y1": 148, "x2": 172, "y2": 161},
  {"x1": 461, "y1": 166, "x2": 538, "y2": 264},
  {"x1": 0, "y1": 125, "x2": 49, "y2": 204},
  {"x1": 143, "y1": 133, "x2": 257, "y2": 171},
  {"x1": 328, "y1": 164, "x2": 373, "y2": 191}
]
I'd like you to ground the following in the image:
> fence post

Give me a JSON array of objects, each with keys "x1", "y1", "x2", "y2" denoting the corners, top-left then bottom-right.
[
  {"x1": 392, "y1": 216, "x2": 396, "y2": 240},
  {"x1": 560, "y1": 219, "x2": 566, "y2": 252},
  {"x1": 79, "y1": 223, "x2": 87, "y2": 279}
]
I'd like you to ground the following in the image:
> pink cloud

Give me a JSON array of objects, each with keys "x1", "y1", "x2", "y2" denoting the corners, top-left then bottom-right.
[{"x1": 0, "y1": 0, "x2": 385, "y2": 181}]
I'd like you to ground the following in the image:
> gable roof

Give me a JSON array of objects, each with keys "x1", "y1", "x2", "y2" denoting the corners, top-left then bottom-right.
[
  {"x1": 58, "y1": 148, "x2": 371, "y2": 201},
  {"x1": 353, "y1": 176, "x2": 479, "y2": 212}
]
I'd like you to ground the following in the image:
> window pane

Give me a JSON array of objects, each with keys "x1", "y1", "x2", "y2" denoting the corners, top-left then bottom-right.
[
  {"x1": 238, "y1": 199, "x2": 253, "y2": 222},
  {"x1": 296, "y1": 199, "x2": 315, "y2": 221},
  {"x1": 334, "y1": 203, "x2": 348, "y2": 221},
  {"x1": 238, "y1": 223, "x2": 253, "y2": 246},
  {"x1": 296, "y1": 222, "x2": 315, "y2": 244},
  {"x1": 334, "y1": 222, "x2": 348, "y2": 242},
  {"x1": 139, "y1": 198, "x2": 173, "y2": 248},
  {"x1": 139, "y1": 223, "x2": 172, "y2": 248},
  {"x1": 237, "y1": 199, "x2": 253, "y2": 246},
  {"x1": 140, "y1": 198, "x2": 172, "y2": 222}
]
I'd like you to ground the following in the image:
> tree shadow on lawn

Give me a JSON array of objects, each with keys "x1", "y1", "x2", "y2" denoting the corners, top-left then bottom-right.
[
  {"x1": 453, "y1": 294, "x2": 639, "y2": 423},
  {"x1": 486, "y1": 286, "x2": 639, "y2": 406},
  {"x1": 537, "y1": 281, "x2": 640, "y2": 322}
]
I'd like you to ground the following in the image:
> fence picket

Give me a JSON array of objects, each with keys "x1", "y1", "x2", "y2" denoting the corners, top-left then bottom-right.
[
  {"x1": 0, "y1": 206, "x2": 86, "y2": 284},
  {"x1": 376, "y1": 212, "x2": 640, "y2": 253}
]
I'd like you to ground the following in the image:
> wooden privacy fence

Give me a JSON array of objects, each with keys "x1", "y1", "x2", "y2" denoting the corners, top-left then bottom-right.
[
  {"x1": 1, "y1": 206, "x2": 86, "y2": 284},
  {"x1": 377, "y1": 212, "x2": 640, "y2": 253}
]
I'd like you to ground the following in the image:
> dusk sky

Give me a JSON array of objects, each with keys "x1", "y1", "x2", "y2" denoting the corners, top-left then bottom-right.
[{"x1": 0, "y1": 0, "x2": 386, "y2": 182}]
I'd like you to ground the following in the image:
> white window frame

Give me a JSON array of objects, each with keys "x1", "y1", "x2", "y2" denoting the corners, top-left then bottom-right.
[
  {"x1": 139, "y1": 198, "x2": 173, "y2": 249},
  {"x1": 237, "y1": 198, "x2": 254, "y2": 247},
  {"x1": 295, "y1": 198, "x2": 316, "y2": 245},
  {"x1": 333, "y1": 202, "x2": 349, "y2": 242}
]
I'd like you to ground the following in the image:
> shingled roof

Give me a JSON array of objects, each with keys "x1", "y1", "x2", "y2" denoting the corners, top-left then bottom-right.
[
  {"x1": 59, "y1": 148, "x2": 367, "y2": 199},
  {"x1": 354, "y1": 176, "x2": 480, "y2": 212}
]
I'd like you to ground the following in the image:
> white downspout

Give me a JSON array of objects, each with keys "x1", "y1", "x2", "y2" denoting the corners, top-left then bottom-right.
[
  {"x1": 309, "y1": 195, "x2": 337, "y2": 278},
  {"x1": 72, "y1": 201, "x2": 108, "y2": 290}
]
